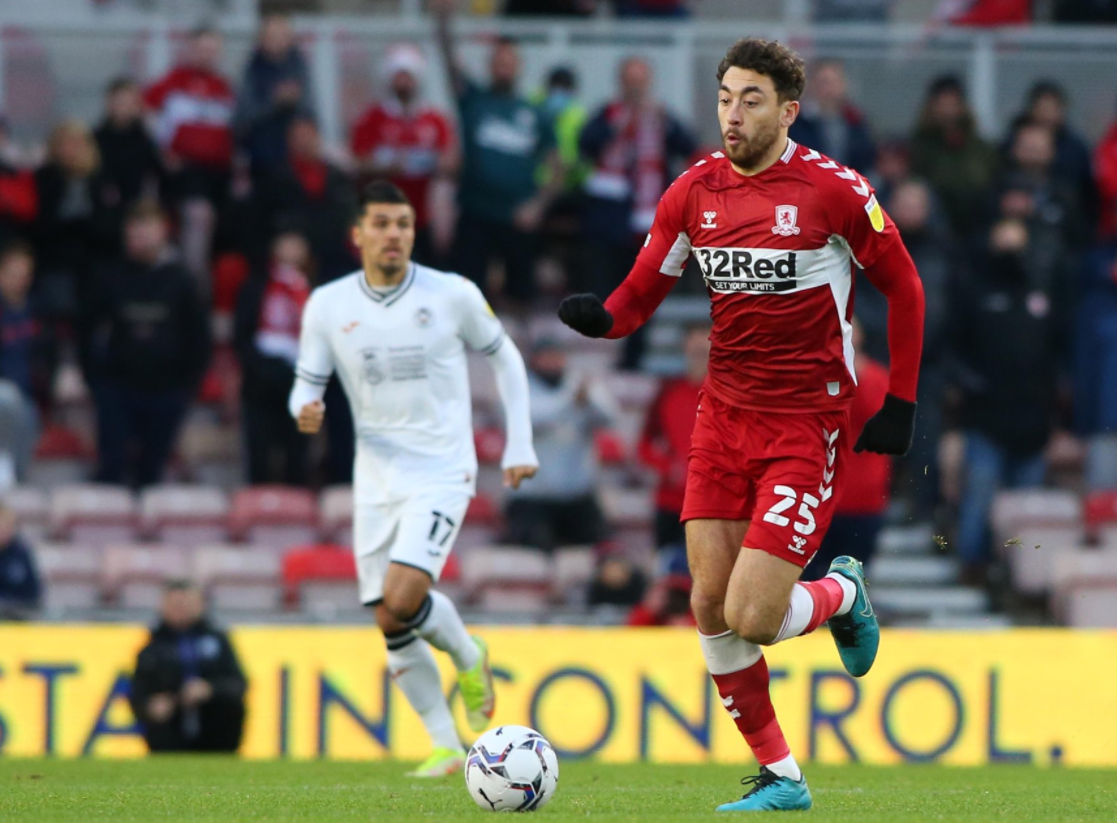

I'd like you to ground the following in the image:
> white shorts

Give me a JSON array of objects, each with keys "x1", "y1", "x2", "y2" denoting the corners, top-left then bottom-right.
[{"x1": 354, "y1": 488, "x2": 472, "y2": 606}]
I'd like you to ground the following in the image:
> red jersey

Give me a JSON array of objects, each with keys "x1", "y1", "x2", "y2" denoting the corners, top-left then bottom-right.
[
  {"x1": 836, "y1": 356, "x2": 892, "y2": 515},
  {"x1": 634, "y1": 140, "x2": 902, "y2": 413},
  {"x1": 144, "y1": 67, "x2": 235, "y2": 169},
  {"x1": 350, "y1": 101, "x2": 454, "y2": 228},
  {"x1": 638, "y1": 376, "x2": 702, "y2": 512}
]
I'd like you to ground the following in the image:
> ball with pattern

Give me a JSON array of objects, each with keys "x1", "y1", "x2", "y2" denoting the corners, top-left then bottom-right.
[{"x1": 464, "y1": 725, "x2": 559, "y2": 812}]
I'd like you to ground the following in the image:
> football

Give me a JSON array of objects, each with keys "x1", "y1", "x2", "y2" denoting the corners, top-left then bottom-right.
[{"x1": 464, "y1": 725, "x2": 559, "y2": 812}]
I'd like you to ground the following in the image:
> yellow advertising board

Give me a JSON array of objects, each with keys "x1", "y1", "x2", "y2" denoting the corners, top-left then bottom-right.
[{"x1": 0, "y1": 625, "x2": 1115, "y2": 765}]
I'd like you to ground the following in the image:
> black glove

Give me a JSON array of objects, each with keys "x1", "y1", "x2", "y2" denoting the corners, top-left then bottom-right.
[
  {"x1": 854, "y1": 394, "x2": 917, "y2": 456},
  {"x1": 558, "y1": 293, "x2": 614, "y2": 338}
]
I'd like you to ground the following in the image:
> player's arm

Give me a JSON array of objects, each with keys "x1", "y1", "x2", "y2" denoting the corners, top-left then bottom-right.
[
  {"x1": 837, "y1": 193, "x2": 926, "y2": 456},
  {"x1": 288, "y1": 291, "x2": 335, "y2": 434},
  {"x1": 559, "y1": 181, "x2": 687, "y2": 339},
  {"x1": 432, "y1": 0, "x2": 467, "y2": 99},
  {"x1": 458, "y1": 279, "x2": 538, "y2": 489}
]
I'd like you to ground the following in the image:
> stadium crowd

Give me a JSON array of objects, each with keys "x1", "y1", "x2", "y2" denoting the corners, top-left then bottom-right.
[{"x1": 1, "y1": 7, "x2": 1117, "y2": 618}]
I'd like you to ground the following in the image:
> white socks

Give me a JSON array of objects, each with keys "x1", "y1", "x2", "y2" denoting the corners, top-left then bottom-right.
[
  {"x1": 698, "y1": 629, "x2": 762, "y2": 675},
  {"x1": 386, "y1": 636, "x2": 460, "y2": 751},
  {"x1": 411, "y1": 591, "x2": 481, "y2": 672},
  {"x1": 772, "y1": 583, "x2": 815, "y2": 645},
  {"x1": 766, "y1": 753, "x2": 803, "y2": 781},
  {"x1": 831, "y1": 573, "x2": 856, "y2": 616}
]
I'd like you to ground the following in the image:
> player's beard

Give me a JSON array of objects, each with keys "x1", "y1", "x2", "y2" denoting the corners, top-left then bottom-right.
[{"x1": 723, "y1": 119, "x2": 780, "y2": 171}]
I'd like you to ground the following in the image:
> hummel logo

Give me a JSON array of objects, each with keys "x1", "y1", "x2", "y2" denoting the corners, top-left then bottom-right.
[
  {"x1": 701, "y1": 210, "x2": 718, "y2": 229},
  {"x1": 788, "y1": 535, "x2": 808, "y2": 555},
  {"x1": 342, "y1": 321, "x2": 360, "y2": 333}
]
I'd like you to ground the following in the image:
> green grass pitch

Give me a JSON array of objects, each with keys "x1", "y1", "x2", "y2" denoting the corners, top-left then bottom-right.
[{"x1": 1, "y1": 758, "x2": 1114, "y2": 822}]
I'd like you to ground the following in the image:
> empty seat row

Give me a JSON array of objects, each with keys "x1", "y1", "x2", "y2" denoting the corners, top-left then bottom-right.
[{"x1": 33, "y1": 541, "x2": 606, "y2": 618}]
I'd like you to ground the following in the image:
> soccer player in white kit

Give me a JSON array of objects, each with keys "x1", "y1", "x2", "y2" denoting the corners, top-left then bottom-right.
[{"x1": 289, "y1": 181, "x2": 538, "y2": 777}]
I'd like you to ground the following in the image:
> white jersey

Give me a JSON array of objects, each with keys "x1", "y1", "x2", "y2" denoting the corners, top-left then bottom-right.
[{"x1": 292, "y1": 263, "x2": 520, "y2": 504}]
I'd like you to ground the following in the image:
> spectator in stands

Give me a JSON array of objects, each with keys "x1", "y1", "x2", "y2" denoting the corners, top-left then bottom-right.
[
  {"x1": 1006, "y1": 81, "x2": 1095, "y2": 231},
  {"x1": 614, "y1": 0, "x2": 690, "y2": 15},
  {"x1": 235, "y1": 12, "x2": 315, "y2": 180},
  {"x1": 812, "y1": 0, "x2": 896, "y2": 21},
  {"x1": 95, "y1": 78, "x2": 165, "y2": 214},
  {"x1": 948, "y1": 217, "x2": 1061, "y2": 586},
  {"x1": 1053, "y1": 0, "x2": 1117, "y2": 23},
  {"x1": 580, "y1": 57, "x2": 696, "y2": 368},
  {"x1": 350, "y1": 45, "x2": 457, "y2": 268},
  {"x1": 1001, "y1": 122, "x2": 1086, "y2": 260},
  {"x1": 789, "y1": 58, "x2": 877, "y2": 176},
  {"x1": 145, "y1": 26, "x2": 235, "y2": 283},
  {"x1": 587, "y1": 549, "x2": 647, "y2": 609},
  {"x1": 627, "y1": 573, "x2": 695, "y2": 627},
  {"x1": 934, "y1": 0, "x2": 1032, "y2": 25},
  {"x1": 1075, "y1": 242, "x2": 1117, "y2": 491},
  {"x1": 503, "y1": 338, "x2": 614, "y2": 551},
  {"x1": 910, "y1": 75, "x2": 998, "y2": 239},
  {"x1": 638, "y1": 323, "x2": 708, "y2": 561},
  {"x1": 0, "y1": 377, "x2": 36, "y2": 488},
  {"x1": 433, "y1": 0, "x2": 562, "y2": 307},
  {"x1": 879, "y1": 180, "x2": 953, "y2": 523},
  {"x1": 235, "y1": 228, "x2": 311, "y2": 485},
  {"x1": 870, "y1": 136, "x2": 912, "y2": 208},
  {"x1": 803, "y1": 321, "x2": 891, "y2": 580},
  {"x1": 0, "y1": 117, "x2": 37, "y2": 251},
  {"x1": 0, "y1": 241, "x2": 51, "y2": 408},
  {"x1": 33, "y1": 120, "x2": 121, "y2": 319},
  {"x1": 534, "y1": 66, "x2": 590, "y2": 197},
  {"x1": 129, "y1": 580, "x2": 247, "y2": 753},
  {"x1": 81, "y1": 201, "x2": 211, "y2": 488},
  {"x1": 0, "y1": 502, "x2": 40, "y2": 618},
  {"x1": 257, "y1": 116, "x2": 356, "y2": 284},
  {"x1": 505, "y1": 0, "x2": 597, "y2": 14},
  {"x1": 1094, "y1": 98, "x2": 1117, "y2": 241}
]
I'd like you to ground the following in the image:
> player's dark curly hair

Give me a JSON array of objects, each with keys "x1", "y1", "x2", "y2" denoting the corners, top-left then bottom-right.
[{"x1": 717, "y1": 38, "x2": 806, "y2": 103}]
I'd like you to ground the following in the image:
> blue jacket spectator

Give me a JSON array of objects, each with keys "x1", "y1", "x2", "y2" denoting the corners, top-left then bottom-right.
[
  {"x1": 1075, "y1": 242, "x2": 1117, "y2": 491},
  {"x1": 234, "y1": 13, "x2": 315, "y2": 179},
  {"x1": 0, "y1": 504, "x2": 41, "y2": 616},
  {"x1": 789, "y1": 59, "x2": 877, "y2": 177}
]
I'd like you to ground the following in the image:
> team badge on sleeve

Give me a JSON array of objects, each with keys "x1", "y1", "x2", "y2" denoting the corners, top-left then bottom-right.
[
  {"x1": 771, "y1": 205, "x2": 801, "y2": 236},
  {"x1": 864, "y1": 195, "x2": 885, "y2": 232}
]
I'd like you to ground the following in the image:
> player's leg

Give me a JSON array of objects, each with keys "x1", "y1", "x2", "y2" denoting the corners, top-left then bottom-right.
[
  {"x1": 688, "y1": 520, "x2": 812, "y2": 812},
  {"x1": 739, "y1": 412, "x2": 877, "y2": 678},
  {"x1": 383, "y1": 491, "x2": 494, "y2": 732},
  {"x1": 357, "y1": 503, "x2": 464, "y2": 776}
]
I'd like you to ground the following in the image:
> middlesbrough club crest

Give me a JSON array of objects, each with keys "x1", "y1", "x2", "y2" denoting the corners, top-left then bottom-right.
[{"x1": 771, "y1": 204, "x2": 801, "y2": 236}]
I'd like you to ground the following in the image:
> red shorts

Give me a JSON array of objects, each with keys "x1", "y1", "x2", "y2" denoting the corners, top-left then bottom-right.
[{"x1": 680, "y1": 390, "x2": 850, "y2": 567}]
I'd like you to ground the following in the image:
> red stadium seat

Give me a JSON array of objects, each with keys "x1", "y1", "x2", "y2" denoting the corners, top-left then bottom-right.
[
  {"x1": 474, "y1": 428, "x2": 505, "y2": 465},
  {"x1": 102, "y1": 544, "x2": 191, "y2": 609},
  {"x1": 50, "y1": 484, "x2": 138, "y2": 549},
  {"x1": 1085, "y1": 491, "x2": 1117, "y2": 544},
  {"x1": 140, "y1": 484, "x2": 229, "y2": 544},
  {"x1": 229, "y1": 485, "x2": 319, "y2": 549},
  {"x1": 36, "y1": 542, "x2": 103, "y2": 613},
  {"x1": 193, "y1": 544, "x2": 283, "y2": 613},
  {"x1": 595, "y1": 429, "x2": 628, "y2": 465},
  {"x1": 318, "y1": 485, "x2": 354, "y2": 546},
  {"x1": 282, "y1": 543, "x2": 357, "y2": 611},
  {"x1": 464, "y1": 493, "x2": 499, "y2": 526}
]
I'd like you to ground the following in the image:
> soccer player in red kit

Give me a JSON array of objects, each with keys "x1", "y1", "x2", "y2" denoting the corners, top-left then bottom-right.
[{"x1": 559, "y1": 39, "x2": 924, "y2": 811}]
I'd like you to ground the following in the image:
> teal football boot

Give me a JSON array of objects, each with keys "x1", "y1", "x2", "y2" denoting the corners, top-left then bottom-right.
[
  {"x1": 826, "y1": 555, "x2": 880, "y2": 677},
  {"x1": 716, "y1": 767, "x2": 812, "y2": 812}
]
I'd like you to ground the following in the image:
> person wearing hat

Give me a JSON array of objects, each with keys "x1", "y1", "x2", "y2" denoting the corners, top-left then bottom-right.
[{"x1": 350, "y1": 44, "x2": 457, "y2": 268}]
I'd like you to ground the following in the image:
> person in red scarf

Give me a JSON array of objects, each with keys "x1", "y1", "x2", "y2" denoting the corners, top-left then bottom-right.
[
  {"x1": 638, "y1": 322, "x2": 709, "y2": 561},
  {"x1": 256, "y1": 116, "x2": 357, "y2": 283},
  {"x1": 0, "y1": 117, "x2": 37, "y2": 252},
  {"x1": 144, "y1": 26, "x2": 235, "y2": 282},
  {"x1": 234, "y1": 228, "x2": 312, "y2": 484},
  {"x1": 579, "y1": 57, "x2": 697, "y2": 369}
]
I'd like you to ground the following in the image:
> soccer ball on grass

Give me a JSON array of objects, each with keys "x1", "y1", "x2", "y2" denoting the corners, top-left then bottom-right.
[{"x1": 464, "y1": 725, "x2": 559, "y2": 812}]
